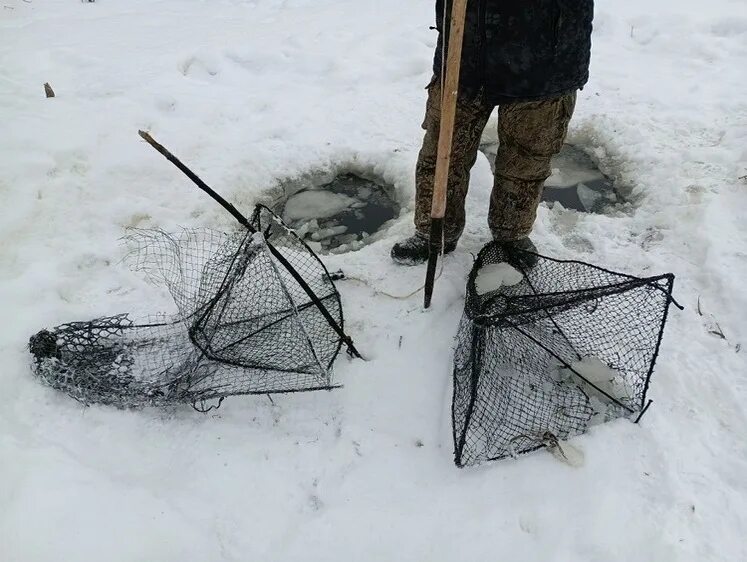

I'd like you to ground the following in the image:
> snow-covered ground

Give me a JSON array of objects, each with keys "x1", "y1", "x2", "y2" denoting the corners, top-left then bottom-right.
[{"x1": 1, "y1": 0, "x2": 746, "y2": 560}]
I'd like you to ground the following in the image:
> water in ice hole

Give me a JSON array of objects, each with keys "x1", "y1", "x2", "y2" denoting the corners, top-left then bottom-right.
[
  {"x1": 277, "y1": 173, "x2": 400, "y2": 253},
  {"x1": 277, "y1": 143, "x2": 613, "y2": 253},
  {"x1": 480, "y1": 142, "x2": 619, "y2": 213}
]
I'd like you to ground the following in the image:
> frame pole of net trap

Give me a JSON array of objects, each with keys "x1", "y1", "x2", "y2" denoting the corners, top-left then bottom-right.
[
  {"x1": 424, "y1": 0, "x2": 469, "y2": 309},
  {"x1": 137, "y1": 130, "x2": 363, "y2": 359}
]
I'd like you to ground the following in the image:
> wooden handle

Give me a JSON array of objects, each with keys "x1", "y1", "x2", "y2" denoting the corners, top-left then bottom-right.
[
  {"x1": 423, "y1": 0, "x2": 469, "y2": 309},
  {"x1": 430, "y1": 0, "x2": 469, "y2": 220}
]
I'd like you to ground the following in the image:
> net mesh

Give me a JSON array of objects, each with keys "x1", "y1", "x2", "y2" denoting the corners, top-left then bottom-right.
[
  {"x1": 453, "y1": 242, "x2": 676, "y2": 467},
  {"x1": 28, "y1": 205, "x2": 346, "y2": 409}
]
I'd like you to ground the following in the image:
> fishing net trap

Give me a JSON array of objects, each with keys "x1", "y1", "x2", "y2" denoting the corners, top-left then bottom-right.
[
  {"x1": 452, "y1": 242, "x2": 680, "y2": 467},
  {"x1": 28, "y1": 132, "x2": 360, "y2": 409}
]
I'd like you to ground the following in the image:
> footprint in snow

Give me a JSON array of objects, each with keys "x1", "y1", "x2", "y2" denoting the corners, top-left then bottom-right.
[
  {"x1": 179, "y1": 55, "x2": 220, "y2": 80},
  {"x1": 154, "y1": 96, "x2": 177, "y2": 114}
]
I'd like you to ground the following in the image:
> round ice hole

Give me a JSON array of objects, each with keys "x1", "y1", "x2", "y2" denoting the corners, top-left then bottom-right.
[
  {"x1": 275, "y1": 173, "x2": 400, "y2": 254},
  {"x1": 480, "y1": 143, "x2": 619, "y2": 213}
]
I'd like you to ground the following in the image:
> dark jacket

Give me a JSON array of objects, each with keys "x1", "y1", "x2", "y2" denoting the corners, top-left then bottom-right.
[{"x1": 434, "y1": 0, "x2": 594, "y2": 103}]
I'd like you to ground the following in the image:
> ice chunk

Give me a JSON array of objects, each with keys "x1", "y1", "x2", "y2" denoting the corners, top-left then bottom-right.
[
  {"x1": 588, "y1": 396, "x2": 609, "y2": 425},
  {"x1": 545, "y1": 147, "x2": 606, "y2": 189},
  {"x1": 333, "y1": 234, "x2": 358, "y2": 245},
  {"x1": 474, "y1": 262, "x2": 524, "y2": 295},
  {"x1": 302, "y1": 219, "x2": 319, "y2": 234},
  {"x1": 293, "y1": 221, "x2": 312, "y2": 238},
  {"x1": 561, "y1": 357, "x2": 633, "y2": 412},
  {"x1": 546, "y1": 167, "x2": 564, "y2": 185},
  {"x1": 572, "y1": 357, "x2": 629, "y2": 396},
  {"x1": 311, "y1": 225, "x2": 348, "y2": 241},
  {"x1": 577, "y1": 183, "x2": 616, "y2": 212},
  {"x1": 306, "y1": 241, "x2": 323, "y2": 253},
  {"x1": 283, "y1": 190, "x2": 357, "y2": 222},
  {"x1": 546, "y1": 166, "x2": 603, "y2": 189}
]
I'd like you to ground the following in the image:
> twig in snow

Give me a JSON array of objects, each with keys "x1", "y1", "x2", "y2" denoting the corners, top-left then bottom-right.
[
  {"x1": 708, "y1": 322, "x2": 726, "y2": 340},
  {"x1": 698, "y1": 296, "x2": 729, "y2": 341}
]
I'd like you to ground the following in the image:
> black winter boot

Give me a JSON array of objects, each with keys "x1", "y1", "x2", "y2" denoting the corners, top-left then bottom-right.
[
  {"x1": 390, "y1": 233, "x2": 457, "y2": 266},
  {"x1": 498, "y1": 237, "x2": 539, "y2": 268}
]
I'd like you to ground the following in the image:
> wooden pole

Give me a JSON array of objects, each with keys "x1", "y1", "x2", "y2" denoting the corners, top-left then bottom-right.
[
  {"x1": 138, "y1": 130, "x2": 254, "y2": 231},
  {"x1": 423, "y1": 0, "x2": 469, "y2": 309}
]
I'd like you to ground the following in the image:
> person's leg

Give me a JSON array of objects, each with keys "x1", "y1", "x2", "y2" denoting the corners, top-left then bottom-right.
[
  {"x1": 414, "y1": 79, "x2": 493, "y2": 244},
  {"x1": 490, "y1": 92, "x2": 576, "y2": 242}
]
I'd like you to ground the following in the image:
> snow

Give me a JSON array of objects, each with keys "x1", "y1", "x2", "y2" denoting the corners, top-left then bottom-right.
[
  {"x1": 474, "y1": 262, "x2": 524, "y2": 295},
  {"x1": 2, "y1": 0, "x2": 747, "y2": 561}
]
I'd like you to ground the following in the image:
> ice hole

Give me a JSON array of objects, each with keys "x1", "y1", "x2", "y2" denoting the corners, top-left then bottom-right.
[
  {"x1": 275, "y1": 173, "x2": 400, "y2": 254},
  {"x1": 480, "y1": 143, "x2": 619, "y2": 213}
]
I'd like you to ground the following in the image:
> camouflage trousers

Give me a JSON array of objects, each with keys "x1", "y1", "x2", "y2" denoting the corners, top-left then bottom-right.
[{"x1": 414, "y1": 79, "x2": 576, "y2": 242}]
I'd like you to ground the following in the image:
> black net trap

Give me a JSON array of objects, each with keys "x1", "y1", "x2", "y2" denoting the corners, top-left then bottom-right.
[
  {"x1": 29, "y1": 132, "x2": 362, "y2": 409},
  {"x1": 29, "y1": 205, "x2": 356, "y2": 409},
  {"x1": 453, "y1": 242, "x2": 678, "y2": 467}
]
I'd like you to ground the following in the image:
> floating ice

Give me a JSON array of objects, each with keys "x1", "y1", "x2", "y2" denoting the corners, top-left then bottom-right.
[
  {"x1": 474, "y1": 262, "x2": 524, "y2": 295},
  {"x1": 577, "y1": 182, "x2": 616, "y2": 212},
  {"x1": 545, "y1": 162, "x2": 604, "y2": 189},
  {"x1": 306, "y1": 241, "x2": 323, "y2": 253},
  {"x1": 283, "y1": 190, "x2": 357, "y2": 222},
  {"x1": 311, "y1": 225, "x2": 347, "y2": 241}
]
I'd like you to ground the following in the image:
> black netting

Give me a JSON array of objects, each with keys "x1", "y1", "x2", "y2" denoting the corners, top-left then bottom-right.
[
  {"x1": 29, "y1": 205, "x2": 347, "y2": 409},
  {"x1": 453, "y1": 242, "x2": 677, "y2": 467}
]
